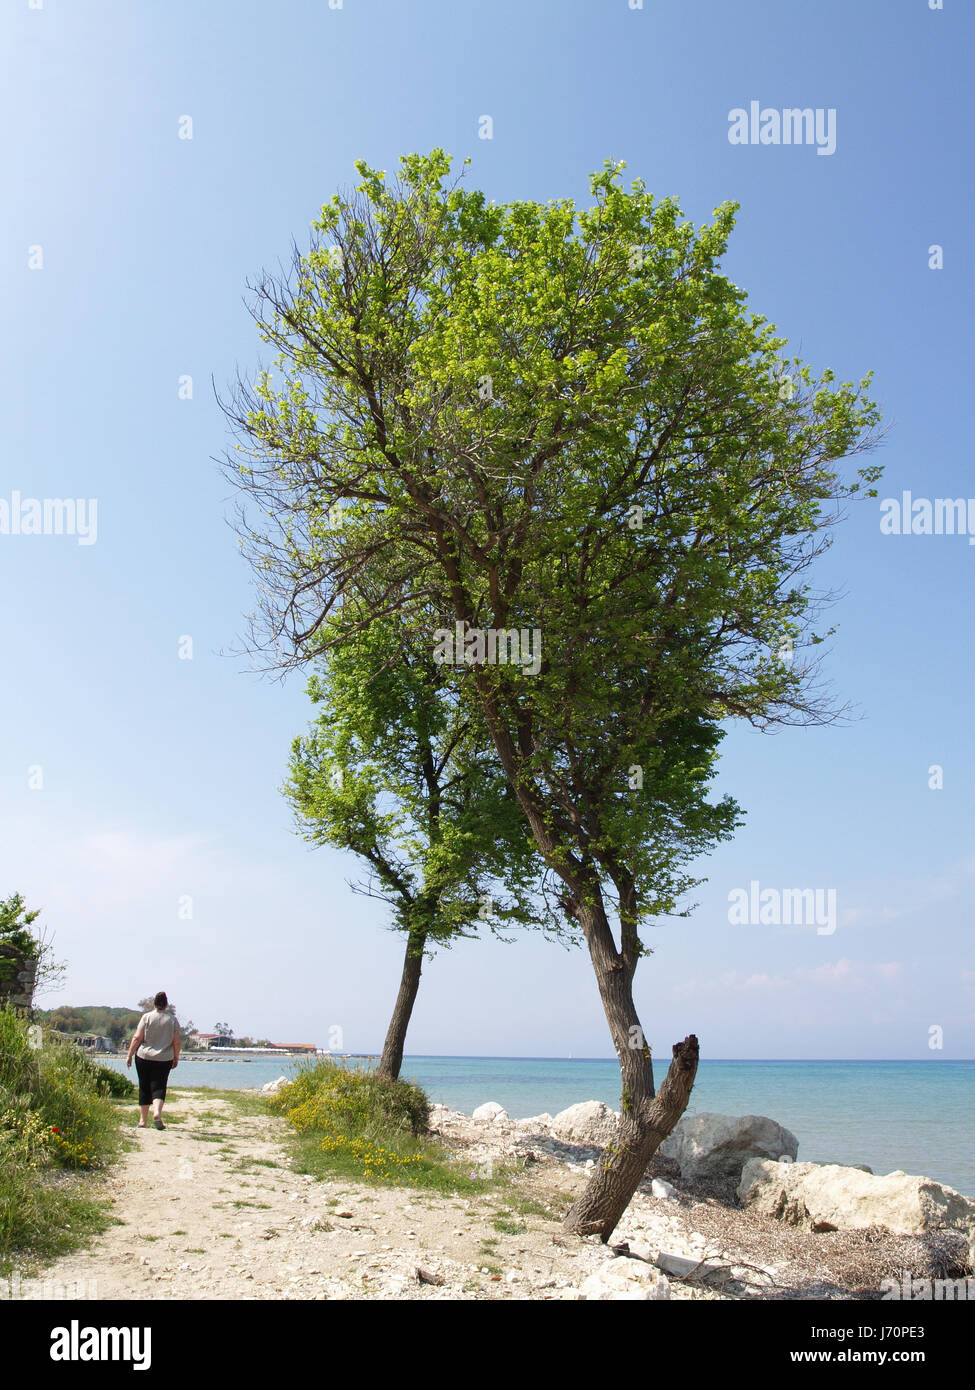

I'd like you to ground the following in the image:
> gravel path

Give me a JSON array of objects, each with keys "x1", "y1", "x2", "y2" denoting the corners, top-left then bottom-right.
[
  {"x1": 34, "y1": 1091, "x2": 616, "y2": 1300},
  {"x1": 37, "y1": 1089, "x2": 911, "y2": 1300}
]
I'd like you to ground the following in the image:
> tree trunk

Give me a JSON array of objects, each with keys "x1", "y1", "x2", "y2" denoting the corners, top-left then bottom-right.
[
  {"x1": 466, "y1": 670, "x2": 698, "y2": 1242},
  {"x1": 375, "y1": 929, "x2": 426, "y2": 1080},
  {"x1": 564, "y1": 1033, "x2": 699, "y2": 1240}
]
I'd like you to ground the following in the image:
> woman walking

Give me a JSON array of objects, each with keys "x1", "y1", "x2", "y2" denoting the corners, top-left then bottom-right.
[{"x1": 126, "y1": 991, "x2": 180, "y2": 1129}]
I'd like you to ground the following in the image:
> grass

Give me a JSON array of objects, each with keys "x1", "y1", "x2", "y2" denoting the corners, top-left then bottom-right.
[
  {"x1": 0, "y1": 1005, "x2": 125, "y2": 1274},
  {"x1": 508, "y1": 1195, "x2": 562, "y2": 1221},
  {"x1": 203, "y1": 1088, "x2": 269, "y2": 1119},
  {"x1": 492, "y1": 1216, "x2": 528, "y2": 1235},
  {"x1": 267, "y1": 1057, "x2": 512, "y2": 1196},
  {"x1": 287, "y1": 1127, "x2": 504, "y2": 1195}
]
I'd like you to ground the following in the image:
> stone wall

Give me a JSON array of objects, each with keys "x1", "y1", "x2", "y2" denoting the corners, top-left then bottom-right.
[{"x1": 0, "y1": 943, "x2": 37, "y2": 1011}]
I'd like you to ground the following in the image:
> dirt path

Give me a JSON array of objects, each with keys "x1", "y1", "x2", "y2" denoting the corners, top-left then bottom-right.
[
  {"x1": 38, "y1": 1089, "x2": 898, "y2": 1300},
  {"x1": 35, "y1": 1090, "x2": 612, "y2": 1300}
]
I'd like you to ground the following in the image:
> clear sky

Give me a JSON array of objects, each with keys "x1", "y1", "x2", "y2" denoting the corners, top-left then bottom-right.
[{"x1": 2, "y1": 0, "x2": 972, "y2": 1059}]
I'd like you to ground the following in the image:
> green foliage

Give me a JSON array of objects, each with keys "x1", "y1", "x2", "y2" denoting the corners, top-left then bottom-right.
[
  {"x1": 35, "y1": 1005, "x2": 141, "y2": 1037},
  {"x1": 268, "y1": 1057, "x2": 490, "y2": 1191},
  {"x1": 230, "y1": 149, "x2": 881, "y2": 958},
  {"x1": 0, "y1": 893, "x2": 40, "y2": 986},
  {"x1": 268, "y1": 1057, "x2": 429, "y2": 1136},
  {"x1": 284, "y1": 611, "x2": 546, "y2": 949},
  {"x1": 0, "y1": 1006, "x2": 124, "y2": 1271},
  {"x1": 92, "y1": 1064, "x2": 135, "y2": 1099}
]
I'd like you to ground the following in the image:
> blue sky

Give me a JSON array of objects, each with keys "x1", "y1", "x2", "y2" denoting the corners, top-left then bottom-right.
[{"x1": 2, "y1": 0, "x2": 972, "y2": 1059}]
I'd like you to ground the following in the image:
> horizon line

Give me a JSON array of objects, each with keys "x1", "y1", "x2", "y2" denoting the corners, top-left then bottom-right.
[{"x1": 173, "y1": 1052, "x2": 975, "y2": 1063}]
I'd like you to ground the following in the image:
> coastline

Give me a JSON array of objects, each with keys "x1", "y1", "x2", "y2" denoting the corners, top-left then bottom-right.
[
  {"x1": 93, "y1": 1055, "x2": 975, "y2": 1196},
  {"x1": 28, "y1": 1088, "x2": 974, "y2": 1301}
]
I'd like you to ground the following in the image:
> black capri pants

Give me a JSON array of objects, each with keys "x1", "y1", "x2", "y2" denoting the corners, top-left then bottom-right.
[{"x1": 134, "y1": 1055, "x2": 173, "y2": 1105}]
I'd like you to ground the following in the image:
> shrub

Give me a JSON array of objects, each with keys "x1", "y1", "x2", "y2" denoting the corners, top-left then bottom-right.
[
  {"x1": 0, "y1": 1003, "x2": 40, "y2": 1094},
  {"x1": 267, "y1": 1058, "x2": 449, "y2": 1187},
  {"x1": 0, "y1": 1005, "x2": 123, "y2": 1271},
  {"x1": 92, "y1": 1064, "x2": 135, "y2": 1099},
  {"x1": 268, "y1": 1058, "x2": 430, "y2": 1137},
  {"x1": 31, "y1": 1042, "x2": 122, "y2": 1169}
]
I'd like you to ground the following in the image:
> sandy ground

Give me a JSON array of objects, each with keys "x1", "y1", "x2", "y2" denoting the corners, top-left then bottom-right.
[
  {"x1": 30, "y1": 1089, "x2": 948, "y2": 1301},
  {"x1": 28, "y1": 1090, "x2": 698, "y2": 1300}
]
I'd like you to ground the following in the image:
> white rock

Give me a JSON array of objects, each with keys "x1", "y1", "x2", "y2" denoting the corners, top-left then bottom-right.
[
  {"x1": 651, "y1": 1178, "x2": 676, "y2": 1200},
  {"x1": 261, "y1": 1075, "x2": 289, "y2": 1094},
  {"x1": 550, "y1": 1101, "x2": 620, "y2": 1147},
  {"x1": 579, "y1": 1259, "x2": 670, "y2": 1301},
  {"x1": 472, "y1": 1101, "x2": 508, "y2": 1124},
  {"x1": 738, "y1": 1159, "x2": 975, "y2": 1237},
  {"x1": 659, "y1": 1112, "x2": 799, "y2": 1180}
]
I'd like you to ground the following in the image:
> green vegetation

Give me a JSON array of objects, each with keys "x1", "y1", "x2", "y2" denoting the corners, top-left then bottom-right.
[
  {"x1": 268, "y1": 1057, "x2": 430, "y2": 1134},
  {"x1": 0, "y1": 894, "x2": 40, "y2": 972},
  {"x1": 267, "y1": 1057, "x2": 498, "y2": 1193},
  {"x1": 34, "y1": 1005, "x2": 140, "y2": 1041},
  {"x1": 92, "y1": 1064, "x2": 135, "y2": 1099},
  {"x1": 228, "y1": 148, "x2": 881, "y2": 1240},
  {"x1": 491, "y1": 1215, "x2": 528, "y2": 1235},
  {"x1": 202, "y1": 1089, "x2": 270, "y2": 1119},
  {"x1": 284, "y1": 612, "x2": 543, "y2": 1081},
  {"x1": 0, "y1": 1005, "x2": 125, "y2": 1273},
  {"x1": 0, "y1": 893, "x2": 65, "y2": 1003}
]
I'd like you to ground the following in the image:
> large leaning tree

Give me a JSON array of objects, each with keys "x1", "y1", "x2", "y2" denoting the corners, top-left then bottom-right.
[
  {"x1": 283, "y1": 608, "x2": 546, "y2": 1081},
  {"x1": 224, "y1": 151, "x2": 881, "y2": 1239}
]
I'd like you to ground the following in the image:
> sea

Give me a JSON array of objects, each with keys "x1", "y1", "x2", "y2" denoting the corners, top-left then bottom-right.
[{"x1": 98, "y1": 1055, "x2": 975, "y2": 1197}]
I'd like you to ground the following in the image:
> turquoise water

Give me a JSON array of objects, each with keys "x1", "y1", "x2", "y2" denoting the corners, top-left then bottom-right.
[{"x1": 100, "y1": 1055, "x2": 975, "y2": 1197}]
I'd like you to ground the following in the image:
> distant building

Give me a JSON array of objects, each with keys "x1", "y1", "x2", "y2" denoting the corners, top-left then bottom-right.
[
  {"x1": 58, "y1": 1032, "x2": 115, "y2": 1054},
  {"x1": 270, "y1": 1043, "x2": 317, "y2": 1053},
  {"x1": 194, "y1": 1033, "x2": 223, "y2": 1049}
]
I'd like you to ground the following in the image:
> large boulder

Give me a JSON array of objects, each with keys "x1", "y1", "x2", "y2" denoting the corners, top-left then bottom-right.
[
  {"x1": 659, "y1": 1112, "x2": 798, "y2": 1180},
  {"x1": 472, "y1": 1101, "x2": 509, "y2": 1124},
  {"x1": 738, "y1": 1159, "x2": 975, "y2": 1237},
  {"x1": 261, "y1": 1075, "x2": 288, "y2": 1094},
  {"x1": 551, "y1": 1101, "x2": 619, "y2": 1147},
  {"x1": 578, "y1": 1259, "x2": 670, "y2": 1300}
]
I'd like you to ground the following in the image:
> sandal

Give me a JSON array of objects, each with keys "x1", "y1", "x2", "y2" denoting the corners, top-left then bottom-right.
[{"x1": 153, "y1": 1119, "x2": 165, "y2": 1130}]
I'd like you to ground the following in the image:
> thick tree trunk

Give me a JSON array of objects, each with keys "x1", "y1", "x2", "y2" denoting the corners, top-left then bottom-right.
[
  {"x1": 376, "y1": 929, "x2": 426, "y2": 1081},
  {"x1": 564, "y1": 1033, "x2": 699, "y2": 1240},
  {"x1": 464, "y1": 666, "x2": 698, "y2": 1242}
]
